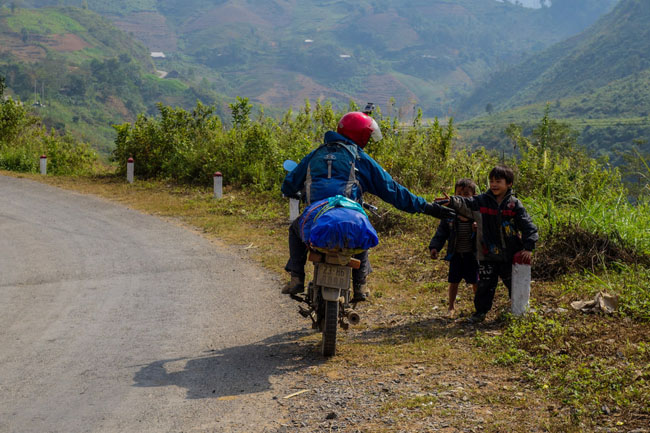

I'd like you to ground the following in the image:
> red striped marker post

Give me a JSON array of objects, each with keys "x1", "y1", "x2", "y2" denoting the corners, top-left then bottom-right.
[
  {"x1": 127, "y1": 157, "x2": 134, "y2": 184},
  {"x1": 213, "y1": 172, "x2": 223, "y2": 199},
  {"x1": 40, "y1": 155, "x2": 47, "y2": 175}
]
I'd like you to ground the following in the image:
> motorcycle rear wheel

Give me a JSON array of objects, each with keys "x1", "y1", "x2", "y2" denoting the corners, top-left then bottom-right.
[{"x1": 321, "y1": 300, "x2": 338, "y2": 357}]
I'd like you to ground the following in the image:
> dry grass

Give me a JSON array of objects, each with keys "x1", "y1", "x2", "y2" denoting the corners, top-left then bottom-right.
[{"x1": 534, "y1": 222, "x2": 650, "y2": 280}]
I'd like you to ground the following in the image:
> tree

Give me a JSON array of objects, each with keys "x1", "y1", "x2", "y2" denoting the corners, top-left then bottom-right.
[{"x1": 230, "y1": 96, "x2": 251, "y2": 128}]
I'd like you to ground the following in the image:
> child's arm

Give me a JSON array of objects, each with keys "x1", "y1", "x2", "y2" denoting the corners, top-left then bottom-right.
[
  {"x1": 446, "y1": 195, "x2": 478, "y2": 220},
  {"x1": 429, "y1": 219, "x2": 451, "y2": 259},
  {"x1": 514, "y1": 201, "x2": 539, "y2": 263}
]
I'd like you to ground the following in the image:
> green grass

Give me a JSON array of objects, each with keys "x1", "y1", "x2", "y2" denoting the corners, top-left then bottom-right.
[
  {"x1": 524, "y1": 195, "x2": 650, "y2": 257},
  {"x1": 478, "y1": 310, "x2": 650, "y2": 421},
  {"x1": 142, "y1": 74, "x2": 189, "y2": 93}
]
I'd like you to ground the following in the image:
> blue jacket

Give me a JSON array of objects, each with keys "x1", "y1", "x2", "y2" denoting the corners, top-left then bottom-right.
[{"x1": 282, "y1": 131, "x2": 428, "y2": 214}]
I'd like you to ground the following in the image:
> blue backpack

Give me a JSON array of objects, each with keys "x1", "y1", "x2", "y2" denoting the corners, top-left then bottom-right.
[{"x1": 304, "y1": 140, "x2": 361, "y2": 205}]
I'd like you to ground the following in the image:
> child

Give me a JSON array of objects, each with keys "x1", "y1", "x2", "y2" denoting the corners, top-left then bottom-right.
[
  {"x1": 429, "y1": 179, "x2": 479, "y2": 318},
  {"x1": 437, "y1": 166, "x2": 538, "y2": 323}
]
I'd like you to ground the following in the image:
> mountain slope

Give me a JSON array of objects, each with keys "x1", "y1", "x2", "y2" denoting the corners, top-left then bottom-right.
[
  {"x1": 460, "y1": 0, "x2": 650, "y2": 117},
  {"x1": 0, "y1": 6, "x2": 225, "y2": 153},
  {"x1": 455, "y1": 0, "x2": 650, "y2": 161},
  {"x1": 22, "y1": 0, "x2": 617, "y2": 116}
]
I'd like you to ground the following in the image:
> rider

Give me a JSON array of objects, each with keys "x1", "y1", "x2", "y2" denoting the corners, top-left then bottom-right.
[{"x1": 281, "y1": 110, "x2": 454, "y2": 302}]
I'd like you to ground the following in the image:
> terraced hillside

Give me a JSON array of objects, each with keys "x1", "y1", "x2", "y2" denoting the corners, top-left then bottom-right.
[{"x1": 0, "y1": 6, "x2": 224, "y2": 154}]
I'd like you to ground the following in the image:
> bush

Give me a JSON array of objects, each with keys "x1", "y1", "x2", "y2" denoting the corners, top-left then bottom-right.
[
  {"x1": 506, "y1": 105, "x2": 623, "y2": 203},
  {"x1": 0, "y1": 91, "x2": 97, "y2": 174},
  {"x1": 111, "y1": 98, "x2": 501, "y2": 194}
]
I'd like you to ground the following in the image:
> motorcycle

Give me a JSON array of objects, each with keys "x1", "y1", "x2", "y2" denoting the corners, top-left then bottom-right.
[
  {"x1": 291, "y1": 246, "x2": 363, "y2": 357},
  {"x1": 283, "y1": 159, "x2": 378, "y2": 357}
]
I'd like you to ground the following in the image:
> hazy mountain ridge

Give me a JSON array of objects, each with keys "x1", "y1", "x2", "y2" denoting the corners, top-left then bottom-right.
[
  {"x1": 20, "y1": 0, "x2": 617, "y2": 116},
  {"x1": 455, "y1": 0, "x2": 649, "y2": 160},
  {"x1": 460, "y1": 0, "x2": 649, "y2": 116}
]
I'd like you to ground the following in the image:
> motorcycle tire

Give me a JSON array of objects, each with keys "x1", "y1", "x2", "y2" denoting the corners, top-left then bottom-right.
[{"x1": 321, "y1": 300, "x2": 338, "y2": 357}]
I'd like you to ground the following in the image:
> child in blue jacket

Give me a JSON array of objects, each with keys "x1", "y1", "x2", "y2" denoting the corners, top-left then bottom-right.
[{"x1": 429, "y1": 179, "x2": 478, "y2": 317}]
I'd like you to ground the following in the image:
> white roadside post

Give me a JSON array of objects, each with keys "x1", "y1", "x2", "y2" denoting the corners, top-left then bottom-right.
[
  {"x1": 126, "y1": 157, "x2": 134, "y2": 184},
  {"x1": 511, "y1": 252, "x2": 532, "y2": 316},
  {"x1": 289, "y1": 198, "x2": 300, "y2": 222},
  {"x1": 213, "y1": 172, "x2": 223, "y2": 199},
  {"x1": 39, "y1": 155, "x2": 47, "y2": 175}
]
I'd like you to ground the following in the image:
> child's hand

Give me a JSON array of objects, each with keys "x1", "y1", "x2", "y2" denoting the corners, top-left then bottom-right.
[
  {"x1": 434, "y1": 192, "x2": 450, "y2": 206},
  {"x1": 517, "y1": 250, "x2": 533, "y2": 265},
  {"x1": 430, "y1": 248, "x2": 438, "y2": 259}
]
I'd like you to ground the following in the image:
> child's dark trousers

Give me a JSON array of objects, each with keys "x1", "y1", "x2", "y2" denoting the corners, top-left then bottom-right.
[{"x1": 475, "y1": 261, "x2": 513, "y2": 315}]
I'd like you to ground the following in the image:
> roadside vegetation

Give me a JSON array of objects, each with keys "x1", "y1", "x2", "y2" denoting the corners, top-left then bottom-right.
[
  {"x1": 0, "y1": 76, "x2": 97, "y2": 174},
  {"x1": 2, "y1": 90, "x2": 648, "y2": 431}
]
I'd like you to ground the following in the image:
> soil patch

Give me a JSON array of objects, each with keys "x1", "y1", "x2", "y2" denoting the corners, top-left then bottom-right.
[
  {"x1": 255, "y1": 72, "x2": 350, "y2": 108},
  {"x1": 183, "y1": 4, "x2": 270, "y2": 32},
  {"x1": 0, "y1": 34, "x2": 47, "y2": 62},
  {"x1": 43, "y1": 33, "x2": 89, "y2": 52}
]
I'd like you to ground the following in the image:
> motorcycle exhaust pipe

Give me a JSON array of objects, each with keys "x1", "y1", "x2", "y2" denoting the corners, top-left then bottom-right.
[{"x1": 348, "y1": 311, "x2": 361, "y2": 325}]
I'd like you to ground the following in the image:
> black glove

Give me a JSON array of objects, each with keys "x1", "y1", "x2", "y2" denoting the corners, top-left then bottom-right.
[{"x1": 423, "y1": 202, "x2": 456, "y2": 219}]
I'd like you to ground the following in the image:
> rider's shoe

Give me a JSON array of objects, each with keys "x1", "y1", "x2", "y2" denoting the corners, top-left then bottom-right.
[
  {"x1": 281, "y1": 273, "x2": 305, "y2": 295},
  {"x1": 352, "y1": 283, "x2": 370, "y2": 303}
]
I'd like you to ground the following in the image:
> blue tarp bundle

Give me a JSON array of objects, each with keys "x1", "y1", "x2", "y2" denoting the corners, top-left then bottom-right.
[{"x1": 298, "y1": 195, "x2": 379, "y2": 251}]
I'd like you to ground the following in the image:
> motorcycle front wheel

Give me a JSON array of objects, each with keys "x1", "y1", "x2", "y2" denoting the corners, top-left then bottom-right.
[{"x1": 321, "y1": 300, "x2": 338, "y2": 357}]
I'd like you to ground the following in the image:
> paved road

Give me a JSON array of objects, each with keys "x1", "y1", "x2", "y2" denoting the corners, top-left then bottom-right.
[{"x1": 0, "y1": 175, "x2": 309, "y2": 433}]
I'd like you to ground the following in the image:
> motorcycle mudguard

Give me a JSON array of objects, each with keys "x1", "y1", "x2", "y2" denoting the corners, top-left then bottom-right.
[{"x1": 321, "y1": 287, "x2": 341, "y2": 302}]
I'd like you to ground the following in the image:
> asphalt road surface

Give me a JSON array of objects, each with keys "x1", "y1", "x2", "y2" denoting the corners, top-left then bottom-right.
[{"x1": 0, "y1": 175, "x2": 309, "y2": 433}]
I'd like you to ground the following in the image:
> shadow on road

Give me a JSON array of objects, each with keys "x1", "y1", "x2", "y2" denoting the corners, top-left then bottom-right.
[{"x1": 132, "y1": 330, "x2": 322, "y2": 399}]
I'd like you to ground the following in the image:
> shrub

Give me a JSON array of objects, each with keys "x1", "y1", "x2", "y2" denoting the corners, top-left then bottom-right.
[{"x1": 0, "y1": 90, "x2": 97, "y2": 174}]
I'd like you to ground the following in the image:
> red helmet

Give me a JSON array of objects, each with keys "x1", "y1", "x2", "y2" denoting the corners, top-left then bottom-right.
[{"x1": 337, "y1": 112, "x2": 382, "y2": 148}]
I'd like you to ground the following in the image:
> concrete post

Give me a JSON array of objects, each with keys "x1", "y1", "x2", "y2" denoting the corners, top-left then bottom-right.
[
  {"x1": 127, "y1": 157, "x2": 134, "y2": 184},
  {"x1": 289, "y1": 198, "x2": 300, "y2": 222},
  {"x1": 213, "y1": 172, "x2": 223, "y2": 199},
  {"x1": 39, "y1": 155, "x2": 47, "y2": 175}
]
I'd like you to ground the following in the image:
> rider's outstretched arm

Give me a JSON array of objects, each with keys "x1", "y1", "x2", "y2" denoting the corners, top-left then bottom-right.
[{"x1": 356, "y1": 153, "x2": 428, "y2": 214}]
